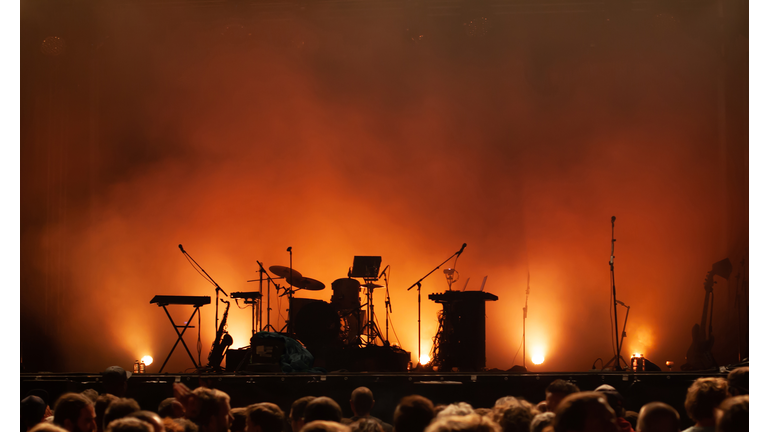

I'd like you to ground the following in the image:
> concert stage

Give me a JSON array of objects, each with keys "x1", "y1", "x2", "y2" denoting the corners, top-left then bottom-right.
[{"x1": 21, "y1": 369, "x2": 727, "y2": 429}]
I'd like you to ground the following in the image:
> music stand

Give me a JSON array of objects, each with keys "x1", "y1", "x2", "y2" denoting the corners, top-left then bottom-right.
[
  {"x1": 351, "y1": 256, "x2": 384, "y2": 345},
  {"x1": 350, "y1": 256, "x2": 382, "y2": 279}
]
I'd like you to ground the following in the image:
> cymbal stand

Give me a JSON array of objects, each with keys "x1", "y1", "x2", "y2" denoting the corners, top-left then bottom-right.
[
  {"x1": 286, "y1": 246, "x2": 295, "y2": 335},
  {"x1": 407, "y1": 243, "x2": 466, "y2": 364},
  {"x1": 255, "y1": 260, "x2": 281, "y2": 333}
]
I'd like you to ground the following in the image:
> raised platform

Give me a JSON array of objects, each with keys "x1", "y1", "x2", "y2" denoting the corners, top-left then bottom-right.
[{"x1": 21, "y1": 370, "x2": 727, "y2": 429}]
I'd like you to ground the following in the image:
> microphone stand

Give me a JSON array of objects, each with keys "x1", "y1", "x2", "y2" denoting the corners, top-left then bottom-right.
[
  {"x1": 287, "y1": 247, "x2": 294, "y2": 335},
  {"x1": 383, "y1": 267, "x2": 392, "y2": 345},
  {"x1": 407, "y1": 243, "x2": 466, "y2": 365},
  {"x1": 604, "y1": 217, "x2": 629, "y2": 371},
  {"x1": 179, "y1": 245, "x2": 228, "y2": 333}
]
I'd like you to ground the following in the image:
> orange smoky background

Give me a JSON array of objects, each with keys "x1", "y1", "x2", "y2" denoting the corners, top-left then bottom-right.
[{"x1": 20, "y1": 1, "x2": 748, "y2": 373}]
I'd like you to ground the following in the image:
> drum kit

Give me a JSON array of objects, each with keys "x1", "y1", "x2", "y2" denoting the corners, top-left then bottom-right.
[{"x1": 257, "y1": 263, "x2": 389, "y2": 348}]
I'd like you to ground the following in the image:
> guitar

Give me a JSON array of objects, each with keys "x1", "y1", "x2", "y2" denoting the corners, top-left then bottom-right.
[{"x1": 681, "y1": 258, "x2": 732, "y2": 371}]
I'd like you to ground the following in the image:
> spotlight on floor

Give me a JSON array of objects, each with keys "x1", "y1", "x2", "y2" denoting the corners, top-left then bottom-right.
[
  {"x1": 419, "y1": 354, "x2": 430, "y2": 365},
  {"x1": 532, "y1": 354, "x2": 545, "y2": 365},
  {"x1": 141, "y1": 355, "x2": 154, "y2": 367}
]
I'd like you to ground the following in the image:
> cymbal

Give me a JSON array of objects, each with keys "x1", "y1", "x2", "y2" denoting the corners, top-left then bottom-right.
[
  {"x1": 295, "y1": 277, "x2": 326, "y2": 291},
  {"x1": 269, "y1": 266, "x2": 303, "y2": 286},
  {"x1": 361, "y1": 283, "x2": 383, "y2": 289}
]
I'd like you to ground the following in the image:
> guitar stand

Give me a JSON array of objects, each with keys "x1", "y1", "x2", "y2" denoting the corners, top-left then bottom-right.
[{"x1": 157, "y1": 304, "x2": 204, "y2": 373}]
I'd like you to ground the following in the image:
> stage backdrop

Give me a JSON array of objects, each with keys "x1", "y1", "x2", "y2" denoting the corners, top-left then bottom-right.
[{"x1": 20, "y1": 0, "x2": 748, "y2": 373}]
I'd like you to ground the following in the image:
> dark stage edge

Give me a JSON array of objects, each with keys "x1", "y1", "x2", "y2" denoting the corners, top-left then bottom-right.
[{"x1": 22, "y1": 370, "x2": 725, "y2": 428}]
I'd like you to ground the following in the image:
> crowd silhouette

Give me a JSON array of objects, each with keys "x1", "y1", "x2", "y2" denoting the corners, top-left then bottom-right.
[{"x1": 21, "y1": 366, "x2": 749, "y2": 432}]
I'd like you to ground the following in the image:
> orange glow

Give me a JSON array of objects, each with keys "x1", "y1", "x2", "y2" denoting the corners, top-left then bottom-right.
[
  {"x1": 141, "y1": 355, "x2": 153, "y2": 366},
  {"x1": 18, "y1": 8, "x2": 749, "y2": 374}
]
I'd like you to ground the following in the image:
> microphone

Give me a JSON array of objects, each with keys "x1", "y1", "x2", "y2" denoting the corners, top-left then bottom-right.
[
  {"x1": 378, "y1": 265, "x2": 390, "y2": 279},
  {"x1": 287, "y1": 246, "x2": 292, "y2": 252},
  {"x1": 178, "y1": 244, "x2": 185, "y2": 253},
  {"x1": 611, "y1": 216, "x2": 616, "y2": 223},
  {"x1": 458, "y1": 243, "x2": 467, "y2": 255}
]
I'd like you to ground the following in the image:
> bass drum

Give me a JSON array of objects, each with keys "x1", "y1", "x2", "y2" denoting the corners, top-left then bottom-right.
[
  {"x1": 293, "y1": 299, "x2": 341, "y2": 349},
  {"x1": 331, "y1": 278, "x2": 361, "y2": 311}
]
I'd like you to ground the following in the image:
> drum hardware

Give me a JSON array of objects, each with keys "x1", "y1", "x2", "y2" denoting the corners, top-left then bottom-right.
[
  {"x1": 255, "y1": 261, "x2": 284, "y2": 333},
  {"x1": 350, "y1": 256, "x2": 386, "y2": 347}
]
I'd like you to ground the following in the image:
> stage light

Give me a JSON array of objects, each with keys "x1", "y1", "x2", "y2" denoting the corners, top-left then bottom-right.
[
  {"x1": 141, "y1": 355, "x2": 153, "y2": 366},
  {"x1": 532, "y1": 354, "x2": 544, "y2": 365},
  {"x1": 419, "y1": 354, "x2": 430, "y2": 365},
  {"x1": 630, "y1": 353, "x2": 645, "y2": 372}
]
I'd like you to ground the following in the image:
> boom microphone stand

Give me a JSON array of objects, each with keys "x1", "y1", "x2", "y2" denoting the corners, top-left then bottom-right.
[
  {"x1": 179, "y1": 244, "x2": 228, "y2": 333},
  {"x1": 407, "y1": 243, "x2": 466, "y2": 365}
]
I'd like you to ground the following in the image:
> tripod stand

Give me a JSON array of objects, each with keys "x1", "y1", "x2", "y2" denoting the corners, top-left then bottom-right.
[
  {"x1": 359, "y1": 280, "x2": 386, "y2": 346},
  {"x1": 604, "y1": 216, "x2": 629, "y2": 371}
]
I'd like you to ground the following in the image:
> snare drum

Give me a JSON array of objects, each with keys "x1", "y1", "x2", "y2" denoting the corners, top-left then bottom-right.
[{"x1": 331, "y1": 278, "x2": 361, "y2": 311}]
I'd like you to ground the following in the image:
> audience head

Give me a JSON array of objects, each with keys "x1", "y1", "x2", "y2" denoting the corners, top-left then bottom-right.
[
  {"x1": 552, "y1": 392, "x2": 619, "y2": 432},
  {"x1": 636, "y1": 402, "x2": 679, "y2": 432},
  {"x1": 473, "y1": 408, "x2": 491, "y2": 417},
  {"x1": 188, "y1": 388, "x2": 232, "y2": 432},
  {"x1": 166, "y1": 418, "x2": 197, "y2": 432},
  {"x1": 95, "y1": 394, "x2": 119, "y2": 432},
  {"x1": 490, "y1": 399, "x2": 537, "y2": 432},
  {"x1": 301, "y1": 421, "x2": 351, "y2": 432},
  {"x1": 105, "y1": 418, "x2": 152, "y2": 432},
  {"x1": 594, "y1": 385, "x2": 626, "y2": 418},
  {"x1": 22, "y1": 395, "x2": 48, "y2": 430},
  {"x1": 82, "y1": 390, "x2": 100, "y2": 404},
  {"x1": 435, "y1": 402, "x2": 474, "y2": 420},
  {"x1": 128, "y1": 411, "x2": 165, "y2": 432},
  {"x1": 304, "y1": 397, "x2": 343, "y2": 423},
  {"x1": 545, "y1": 380, "x2": 580, "y2": 413},
  {"x1": 716, "y1": 395, "x2": 748, "y2": 432},
  {"x1": 158, "y1": 398, "x2": 185, "y2": 419},
  {"x1": 393, "y1": 395, "x2": 435, "y2": 432},
  {"x1": 246, "y1": 402, "x2": 285, "y2": 432},
  {"x1": 290, "y1": 396, "x2": 317, "y2": 432},
  {"x1": 530, "y1": 412, "x2": 555, "y2": 432},
  {"x1": 103, "y1": 398, "x2": 141, "y2": 429},
  {"x1": 53, "y1": 392, "x2": 97, "y2": 432},
  {"x1": 102, "y1": 366, "x2": 131, "y2": 398},
  {"x1": 349, "y1": 418, "x2": 383, "y2": 432},
  {"x1": 684, "y1": 377, "x2": 728, "y2": 425},
  {"x1": 230, "y1": 407, "x2": 248, "y2": 432},
  {"x1": 30, "y1": 425, "x2": 68, "y2": 432},
  {"x1": 350, "y1": 388, "x2": 375, "y2": 417},
  {"x1": 424, "y1": 413, "x2": 500, "y2": 432},
  {"x1": 726, "y1": 367, "x2": 748, "y2": 397}
]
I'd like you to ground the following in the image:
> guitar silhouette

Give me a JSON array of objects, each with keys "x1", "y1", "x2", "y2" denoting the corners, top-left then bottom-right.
[{"x1": 681, "y1": 258, "x2": 732, "y2": 371}]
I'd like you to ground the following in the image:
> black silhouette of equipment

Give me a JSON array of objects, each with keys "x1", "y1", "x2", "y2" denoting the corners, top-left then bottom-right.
[{"x1": 150, "y1": 295, "x2": 211, "y2": 373}]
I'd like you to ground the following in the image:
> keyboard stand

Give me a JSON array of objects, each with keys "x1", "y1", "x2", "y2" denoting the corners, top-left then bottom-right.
[{"x1": 156, "y1": 303, "x2": 204, "y2": 373}]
